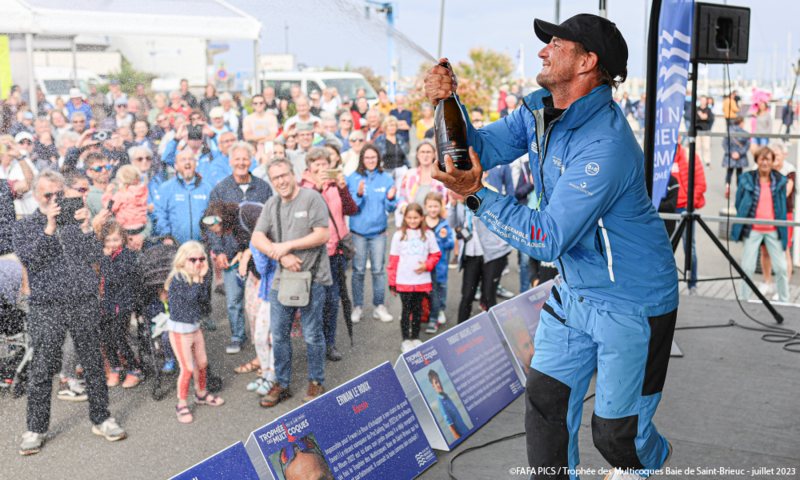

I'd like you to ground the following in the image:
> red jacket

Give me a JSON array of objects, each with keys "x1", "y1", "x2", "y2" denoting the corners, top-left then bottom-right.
[{"x1": 672, "y1": 144, "x2": 706, "y2": 210}]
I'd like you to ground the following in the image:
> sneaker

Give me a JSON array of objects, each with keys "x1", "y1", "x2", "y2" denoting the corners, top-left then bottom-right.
[
  {"x1": 226, "y1": 341, "x2": 243, "y2": 355},
  {"x1": 201, "y1": 319, "x2": 217, "y2": 331},
  {"x1": 91, "y1": 417, "x2": 127, "y2": 442},
  {"x1": 351, "y1": 306, "x2": 363, "y2": 324},
  {"x1": 772, "y1": 292, "x2": 780, "y2": 301},
  {"x1": 758, "y1": 282, "x2": 771, "y2": 296},
  {"x1": 57, "y1": 379, "x2": 87, "y2": 402},
  {"x1": 688, "y1": 286, "x2": 698, "y2": 296},
  {"x1": 497, "y1": 285, "x2": 515, "y2": 299},
  {"x1": 107, "y1": 368, "x2": 121, "y2": 387},
  {"x1": 247, "y1": 378, "x2": 265, "y2": 391},
  {"x1": 411, "y1": 339, "x2": 423, "y2": 348},
  {"x1": 19, "y1": 431, "x2": 45, "y2": 456},
  {"x1": 302, "y1": 381, "x2": 326, "y2": 403},
  {"x1": 425, "y1": 323, "x2": 439, "y2": 334},
  {"x1": 162, "y1": 359, "x2": 175, "y2": 373},
  {"x1": 255, "y1": 378, "x2": 275, "y2": 396},
  {"x1": 373, "y1": 305, "x2": 393, "y2": 322},
  {"x1": 603, "y1": 469, "x2": 644, "y2": 480},
  {"x1": 437, "y1": 311, "x2": 446, "y2": 325},
  {"x1": 122, "y1": 370, "x2": 141, "y2": 389},
  {"x1": 400, "y1": 340, "x2": 414, "y2": 353},
  {"x1": 474, "y1": 288, "x2": 481, "y2": 301},
  {"x1": 261, "y1": 384, "x2": 292, "y2": 408},
  {"x1": 326, "y1": 345, "x2": 342, "y2": 361}
]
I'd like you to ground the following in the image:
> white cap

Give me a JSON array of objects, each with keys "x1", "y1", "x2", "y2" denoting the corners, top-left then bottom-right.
[{"x1": 68, "y1": 87, "x2": 85, "y2": 100}]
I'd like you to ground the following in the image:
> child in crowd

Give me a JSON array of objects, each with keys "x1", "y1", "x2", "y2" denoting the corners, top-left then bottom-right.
[
  {"x1": 249, "y1": 240, "x2": 278, "y2": 399},
  {"x1": 424, "y1": 192, "x2": 454, "y2": 334},
  {"x1": 102, "y1": 165, "x2": 149, "y2": 250},
  {"x1": 146, "y1": 287, "x2": 177, "y2": 373},
  {"x1": 388, "y1": 203, "x2": 441, "y2": 353},
  {"x1": 99, "y1": 221, "x2": 141, "y2": 388},
  {"x1": 165, "y1": 241, "x2": 223, "y2": 424}
]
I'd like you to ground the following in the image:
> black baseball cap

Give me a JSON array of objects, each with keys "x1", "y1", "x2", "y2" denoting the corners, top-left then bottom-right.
[{"x1": 534, "y1": 14, "x2": 628, "y2": 79}]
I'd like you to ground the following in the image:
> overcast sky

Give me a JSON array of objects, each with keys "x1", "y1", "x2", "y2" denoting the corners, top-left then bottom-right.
[{"x1": 219, "y1": 0, "x2": 798, "y2": 84}]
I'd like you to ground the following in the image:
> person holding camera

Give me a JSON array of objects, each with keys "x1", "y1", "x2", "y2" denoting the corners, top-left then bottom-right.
[{"x1": 14, "y1": 170, "x2": 127, "y2": 456}]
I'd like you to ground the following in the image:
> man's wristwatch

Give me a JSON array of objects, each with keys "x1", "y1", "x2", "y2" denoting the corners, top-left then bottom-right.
[{"x1": 465, "y1": 187, "x2": 488, "y2": 213}]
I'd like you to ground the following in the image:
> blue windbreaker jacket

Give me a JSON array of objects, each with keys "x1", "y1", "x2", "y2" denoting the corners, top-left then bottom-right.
[
  {"x1": 430, "y1": 218, "x2": 454, "y2": 282},
  {"x1": 468, "y1": 85, "x2": 678, "y2": 316},
  {"x1": 153, "y1": 174, "x2": 213, "y2": 244},
  {"x1": 346, "y1": 169, "x2": 399, "y2": 237}
]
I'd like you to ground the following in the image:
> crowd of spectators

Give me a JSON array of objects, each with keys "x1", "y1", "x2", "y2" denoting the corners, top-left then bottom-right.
[{"x1": 0, "y1": 79, "x2": 552, "y2": 458}]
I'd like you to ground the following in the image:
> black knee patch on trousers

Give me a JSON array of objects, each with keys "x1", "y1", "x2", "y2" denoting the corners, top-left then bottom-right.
[
  {"x1": 643, "y1": 309, "x2": 677, "y2": 396},
  {"x1": 591, "y1": 413, "x2": 646, "y2": 470},
  {"x1": 525, "y1": 369, "x2": 571, "y2": 480}
]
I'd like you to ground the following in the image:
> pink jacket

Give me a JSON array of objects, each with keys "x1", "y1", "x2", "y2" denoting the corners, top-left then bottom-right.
[
  {"x1": 299, "y1": 171, "x2": 358, "y2": 256},
  {"x1": 397, "y1": 167, "x2": 449, "y2": 211},
  {"x1": 102, "y1": 184, "x2": 149, "y2": 229}
]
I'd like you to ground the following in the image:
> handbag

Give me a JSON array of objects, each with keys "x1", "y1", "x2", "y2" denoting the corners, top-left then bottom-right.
[
  {"x1": 327, "y1": 209, "x2": 356, "y2": 260},
  {"x1": 275, "y1": 200, "x2": 320, "y2": 307}
]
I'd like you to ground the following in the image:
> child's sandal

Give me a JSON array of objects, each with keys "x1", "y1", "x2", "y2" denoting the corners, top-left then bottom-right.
[
  {"x1": 195, "y1": 392, "x2": 224, "y2": 406},
  {"x1": 176, "y1": 405, "x2": 193, "y2": 424}
]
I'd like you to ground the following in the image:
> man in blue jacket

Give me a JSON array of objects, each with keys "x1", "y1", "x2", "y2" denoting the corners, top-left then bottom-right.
[
  {"x1": 425, "y1": 14, "x2": 678, "y2": 480},
  {"x1": 153, "y1": 149, "x2": 213, "y2": 244}
]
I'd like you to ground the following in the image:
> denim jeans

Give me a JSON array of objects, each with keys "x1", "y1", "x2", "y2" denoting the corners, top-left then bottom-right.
[
  {"x1": 675, "y1": 208, "x2": 697, "y2": 289},
  {"x1": 429, "y1": 253, "x2": 450, "y2": 315},
  {"x1": 222, "y1": 267, "x2": 246, "y2": 343},
  {"x1": 269, "y1": 284, "x2": 326, "y2": 388},
  {"x1": 323, "y1": 255, "x2": 344, "y2": 347},
  {"x1": 519, "y1": 251, "x2": 532, "y2": 292},
  {"x1": 351, "y1": 232, "x2": 387, "y2": 308},
  {"x1": 741, "y1": 230, "x2": 788, "y2": 302}
]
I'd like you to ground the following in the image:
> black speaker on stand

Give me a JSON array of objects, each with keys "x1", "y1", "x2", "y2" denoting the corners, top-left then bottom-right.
[{"x1": 665, "y1": 3, "x2": 784, "y2": 322}]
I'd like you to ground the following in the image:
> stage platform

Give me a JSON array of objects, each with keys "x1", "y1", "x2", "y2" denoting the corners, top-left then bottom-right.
[{"x1": 421, "y1": 294, "x2": 800, "y2": 480}]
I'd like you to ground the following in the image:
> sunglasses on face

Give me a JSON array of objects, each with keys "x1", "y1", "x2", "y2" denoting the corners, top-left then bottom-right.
[
  {"x1": 90, "y1": 164, "x2": 114, "y2": 172},
  {"x1": 18, "y1": 140, "x2": 32, "y2": 145},
  {"x1": 134, "y1": 156, "x2": 152, "y2": 162},
  {"x1": 252, "y1": 101, "x2": 265, "y2": 105},
  {"x1": 280, "y1": 437, "x2": 318, "y2": 471},
  {"x1": 43, "y1": 190, "x2": 65, "y2": 201},
  {"x1": 188, "y1": 257, "x2": 206, "y2": 264},
  {"x1": 72, "y1": 119, "x2": 83, "y2": 123},
  {"x1": 116, "y1": 104, "x2": 127, "y2": 108},
  {"x1": 351, "y1": 138, "x2": 365, "y2": 143},
  {"x1": 71, "y1": 187, "x2": 89, "y2": 194}
]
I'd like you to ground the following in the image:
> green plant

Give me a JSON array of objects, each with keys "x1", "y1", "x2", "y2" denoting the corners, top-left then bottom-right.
[{"x1": 101, "y1": 57, "x2": 157, "y2": 96}]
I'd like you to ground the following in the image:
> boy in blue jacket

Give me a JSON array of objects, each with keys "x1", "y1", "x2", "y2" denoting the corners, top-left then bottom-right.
[{"x1": 424, "y1": 192, "x2": 454, "y2": 334}]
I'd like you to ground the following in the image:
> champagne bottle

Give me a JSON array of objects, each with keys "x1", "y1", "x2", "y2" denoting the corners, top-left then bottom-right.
[{"x1": 434, "y1": 61, "x2": 472, "y2": 171}]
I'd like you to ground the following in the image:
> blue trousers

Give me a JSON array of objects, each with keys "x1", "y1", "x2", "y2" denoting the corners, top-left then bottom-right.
[
  {"x1": 519, "y1": 251, "x2": 532, "y2": 291},
  {"x1": 526, "y1": 283, "x2": 676, "y2": 479},
  {"x1": 351, "y1": 232, "x2": 387, "y2": 308},
  {"x1": 269, "y1": 284, "x2": 326, "y2": 388},
  {"x1": 222, "y1": 267, "x2": 246, "y2": 343}
]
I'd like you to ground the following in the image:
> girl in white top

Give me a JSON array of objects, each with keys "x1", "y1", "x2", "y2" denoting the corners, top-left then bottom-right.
[{"x1": 388, "y1": 203, "x2": 441, "y2": 353}]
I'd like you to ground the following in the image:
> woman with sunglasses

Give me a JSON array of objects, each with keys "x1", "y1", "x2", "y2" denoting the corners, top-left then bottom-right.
[
  {"x1": 165, "y1": 241, "x2": 224, "y2": 424},
  {"x1": 335, "y1": 112, "x2": 354, "y2": 152},
  {"x1": 0, "y1": 134, "x2": 38, "y2": 217}
]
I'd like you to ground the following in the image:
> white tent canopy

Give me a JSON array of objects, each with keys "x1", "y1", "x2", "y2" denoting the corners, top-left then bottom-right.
[
  {"x1": 1, "y1": 0, "x2": 261, "y2": 40},
  {"x1": 1, "y1": 0, "x2": 263, "y2": 113}
]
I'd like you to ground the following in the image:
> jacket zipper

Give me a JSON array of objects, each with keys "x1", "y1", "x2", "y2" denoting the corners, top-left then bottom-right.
[{"x1": 533, "y1": 106, "x2": 568, "y2": 283}]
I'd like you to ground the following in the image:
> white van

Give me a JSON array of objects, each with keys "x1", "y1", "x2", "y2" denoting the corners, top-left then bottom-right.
[
  {"x1": 260, "y1": 71, "x2": 379, "y2": 106},
  {"x1": 36, "y1": 66, "x2": 104, "y2": 106}
]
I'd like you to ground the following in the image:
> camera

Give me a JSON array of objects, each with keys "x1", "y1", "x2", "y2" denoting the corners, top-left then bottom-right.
[{"x1": 91, "y1": 130, "x2": 112, "y2": 143}]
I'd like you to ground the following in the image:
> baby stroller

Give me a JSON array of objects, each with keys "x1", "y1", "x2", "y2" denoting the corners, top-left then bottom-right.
[
  {"x1": 0, "y1": 260, "x2": 32, "y2": 398},
  {"x1": 139, "y1": 236, "x2": 222, "y2": 400}
]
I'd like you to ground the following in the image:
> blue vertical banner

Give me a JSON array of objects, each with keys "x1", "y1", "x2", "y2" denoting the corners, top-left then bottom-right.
[{"x1": 651, "y1": 0, "x2": 694, "y2": 208}]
